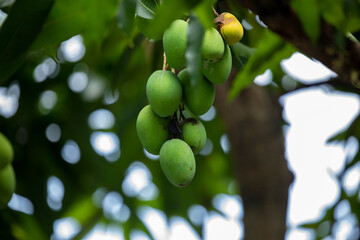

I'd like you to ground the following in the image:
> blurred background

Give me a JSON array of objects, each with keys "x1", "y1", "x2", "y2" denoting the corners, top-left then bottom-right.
[{"x1": 0, "y1": 0, "x2": 359, "y2": 239}]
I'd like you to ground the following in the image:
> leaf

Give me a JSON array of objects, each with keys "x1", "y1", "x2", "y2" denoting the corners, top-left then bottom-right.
[
  {"x1": 30, "y1": 0, "x2": 118, "y2": 53},
  {"x1": 318, "y1": 0, "x2": 345, "y2": 30},
  {"x1": 0, "y1": 0, "x2": 14, "y2": 8},
  {"x1": 229, "y1": 31, "x2": 296, "y2": 99},
  {"x1": 193, "y1": 0, "x2": 217, "y2": 29},
  {"x1": 230, "y1": 42, "x2": 256, "y2": 59},
  {"x1": 117, "y1": 0, "x2": 137, "y2": 36},
  {"x1": 135, "y1": 15, "x2": 162, "y2": 40},
  {"x1": 144, "y1": 0, "x2": 196, "y2": 39},
  {"x1": 186, "y1": 13, "x2": 205, "y2": 87},
  {"x1": 0, "y1": 0, "x2": 54, "y2": 84},
  {"x1": 291, "y1": 0, "x2": 320, "y2": 43},
  {"x1": 136, "y1": 0, "x2": 158, "y2": 19}
]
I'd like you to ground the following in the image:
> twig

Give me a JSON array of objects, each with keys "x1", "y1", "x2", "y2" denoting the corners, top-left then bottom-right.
[
  {"x1": 162, "y1": 52, "x2": 168, "y2": 71},
  {"x1": 212, "y1": 6, "x2": 219, "y2": 16}
]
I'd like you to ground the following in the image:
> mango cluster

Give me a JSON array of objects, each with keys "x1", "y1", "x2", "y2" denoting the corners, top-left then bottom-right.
[
  {"x1": 0, "y1": 132, "x2": 16, "y2": 208},
  {"x1": 137, "y1": 13, "x2": 243, "y2": 187}
]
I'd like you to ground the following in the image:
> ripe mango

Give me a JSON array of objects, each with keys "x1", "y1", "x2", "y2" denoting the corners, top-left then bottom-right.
[
  {"x1": 136, "y1": 105, "x2": 170, "y2": 155},
  {"x1": 178, "y1": 68, "x2": 215, "y2": 116},
  {"x1": 216, "y1": 12, "x2": 244, "y2": 45},
  {"x1": 163, "y1": 19, "x2": 188, "y2": 69},
  {"x1": 202, "y1": 44, "x2": 232, "y2": 84},
  {"x1": 0, "y1": 132, "x2": 13, "y2": 170},
  {"x1": 160, "y1": 139, "x2": 195, "y2": 187},
  {"x1": 182, "y1": 118, "x2": 206, "y2": 154},
  {"x1": 0, "y1": 164, "x2": 16, "y2": 208},
  {"x1": 146, "y1": 70, "x2": 182, "y2": 117},
  {"x1": 202, "y1": 28, "x2": 225, "y2": 63}
]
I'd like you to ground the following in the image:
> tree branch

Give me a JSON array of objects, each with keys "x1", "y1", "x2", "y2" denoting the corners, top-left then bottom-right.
[{"x1": 237, "y1": 0, "x2": 360, "y2": 90}]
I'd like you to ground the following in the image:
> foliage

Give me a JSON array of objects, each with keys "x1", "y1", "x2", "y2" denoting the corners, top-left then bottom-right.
[{"x1": 0, "y1": 0, "x2": 359, "y2": 239}]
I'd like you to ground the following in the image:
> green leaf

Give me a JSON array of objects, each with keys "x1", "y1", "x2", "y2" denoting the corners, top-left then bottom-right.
[
  {"x1": 186, "y1": 13, "x2": 205, "y2": 87},
  {"x1": 117, "y1": 0, "x2": 137, "y2": 36},
  {"x1": 230, "y1": 42, "x2": 256, "y2": 59},
  {"x1": 136, "y1": 0, "x2": 158, "y2": 19},
  {"x1": 135, "y1": 15, "x2": 162, "y2": 40},
  {"x1": 291, "y1": 0, "x2": 320, "y2": 42},
  {"x1": 229, "y1": 31, "x2": 296, "y2": 99},
  {"x1": 30, "y1": 0, "x2": 118, "y2": 53},
  {"x1": 193, "y1": 0, "x2": 216, "y2": 29},
  {"x1": 0, "y1": 0, "x2": 54, "y2": 84},
  {"x1": 319, "y1": 0, "x2": 345, "y2": 30},
  {"x1": 144, "y1": 0, "x2": 194, "y2": 39}
]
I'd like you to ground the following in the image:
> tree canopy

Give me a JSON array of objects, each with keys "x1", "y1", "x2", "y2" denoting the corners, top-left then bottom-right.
[{"x1": 0, "y1": 0, "x2": 359, "y2": 239}]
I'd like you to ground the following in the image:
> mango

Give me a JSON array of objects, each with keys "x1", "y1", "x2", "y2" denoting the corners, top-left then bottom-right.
[
  {"x1": 163, "y1": 19, "x2": 188, "y2": 69},
  {"x1": 146, "y1": 70, "x2": 182, "y2": 117},
  {"x1": 160, "y1": 139, "x2": 195, "y2": 187},
  {"x1": 202, "y1": 44, "x2": 232, "y2": 84},
  {"x1": 178, "y1": 68, "x2": 215, "y2": 116},
  {"x1": 136, "y1": 105, "x2": 170, "y2": 155},
  {"x1": 216, "y1": 12, "x2": 244, "y2": 45},
  {"x1": 0, "y1": 164, "x2": 16, "y2": 208},
  {"x1": 182, "y1": 118, "x2": 206, "y2": 154},
  {"x1": 202, "y1": 28, "x2": 224, "y2": 63},
  {"x1": 0, "y1": 132, "x2": 13, "y2": 170}
]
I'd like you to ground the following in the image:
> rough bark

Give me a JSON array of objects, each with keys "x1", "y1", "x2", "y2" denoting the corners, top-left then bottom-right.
[
  {"x1": 215, "y1": 82, "x2": 293, "y2": 240},
  {"x1": 236, "y1": 0, "x2": 360, "y2": 89}
]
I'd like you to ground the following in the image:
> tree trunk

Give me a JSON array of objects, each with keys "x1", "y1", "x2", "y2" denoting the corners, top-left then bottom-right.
[{"x1": 215, "y1": 83, "x2": 293, "y2": 240}]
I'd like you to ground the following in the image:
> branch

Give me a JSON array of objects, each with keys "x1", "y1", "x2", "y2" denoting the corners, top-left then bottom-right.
[{"x1": 236, "y1": 0, "x2": 360, "y2": 90}]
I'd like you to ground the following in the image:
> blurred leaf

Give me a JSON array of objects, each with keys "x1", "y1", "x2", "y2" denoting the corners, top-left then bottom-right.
[
  {"x1": 230, "y1": 42, "x2": 256, "y2": 59},
  {"x1": 144, "y1": 0, "x2": 195, "y2": 39},
  {"x1": 135, "y1": 15, "x2": 162, "y2": 40},
  {"x1": 0, "y1": 0, "x2": 54, "y2": 84},
  {"x1": 136, "y1": 0, "x2": 158, "y2": 19},
  {"x1": 291, "y1": 0, "x2": 320, "y2": 42},
  {"x1": 0, "y1": 0, "x2": 14, "y2": 8},
  {"x1": 319, "y1": 0, "x2": 345, "y2": 30},
  {"x1": 343, "y1": 0, "x2": 360, "y2": 32},
  {"x1": 229, "y1": 31, "x2": 296, "y2": 99},
  {"x1": 31, "y1": 0, "x2": 118, "y2": 53},
  {"x1": 117, "y1": 0, "x2": 137, "y2": 36},
  {"x1": 193, "y1": 0, "x2": 216, "y2": 29},
  {"x1": 327, "y1": 113, "x2": 360, "y2": 143},
  {"x1": 12, "y1": 214, "x2": 47, "y2": 240},
  {"x1": 186, "y1": 13, "x2": 204, "y2": 87}
]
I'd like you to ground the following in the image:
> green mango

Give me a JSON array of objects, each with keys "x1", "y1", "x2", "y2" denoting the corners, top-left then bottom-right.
[
  {"x1": 146, "y1": 70, "x2": 182, "y2": 117},
  {"x1": 0, "y1": 164, "x2": 16, "y2": 208},
  {"x1": 202, "y1": 44, "x2": 232, "y2": 84},
  {"x1": 160, "y1": 139, "x2": 195, "y2": 187},
  {"x1": 178, "y1": 68, "x2": 214, "y2": 116},
  {"x1": 163, "y1": 19, "x2": 188, "y2": 69},
  {"x1": 202, "y1": 28, "x2": 225, "y2": 63},
  {"x1": 136, "y1": 105, "x2": 170, "y2": 155},
  {"x1": 182, "y1": 118, "x2": 206, "y2": 154},
  {"x1": 0, "y1": 132, "x2": 13, "y2": 170}
]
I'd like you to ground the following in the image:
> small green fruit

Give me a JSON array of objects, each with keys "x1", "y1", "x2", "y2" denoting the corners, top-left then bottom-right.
[
  {"x1": 202, "y1": 44, "x2": 232, "y2": 84},
  {"x1": 0, "y1": 132, "x2": 14, "y2": 170},
  {"x1": 160, "y1": 139, "x2": 196, "y2": 187},
  {"x1": 216, "y1": 12, "x2": 244, "y2": 45},
  {"x1": 146, "y1": 70, "x2": 182, "y2": 117},
  {"x1": 178, "y1": 68, "x2": 215, "y2": 116},
  {"x1": 182, "y1": 118, "x2": 206, "y2": 154},
  {"x1": 202, "y1": 28, "x2": 225, "y2": 63},
  {"x1": 136, "y1": 105, "x2": 170, "y2": 155},
  {"x1": 163, "y1": 19, "x2": 188, "y2": 69},
  {"x1": 0, "y1": 164, "x2": 16, "y2": 208}
]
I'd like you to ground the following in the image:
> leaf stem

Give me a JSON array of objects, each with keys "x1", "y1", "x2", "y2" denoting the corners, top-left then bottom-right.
[{"x1": 212, "y1": 6, "x2": 219, "y2": 16}]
